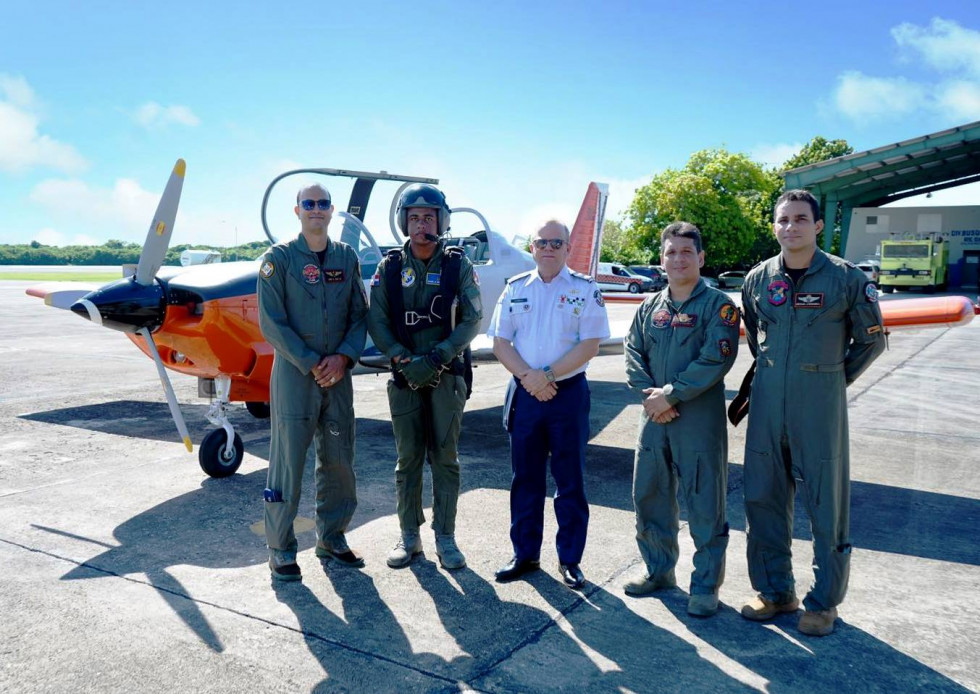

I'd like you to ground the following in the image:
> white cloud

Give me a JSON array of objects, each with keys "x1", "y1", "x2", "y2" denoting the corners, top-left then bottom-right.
[
  {"x1": 135, "y1": 102, "x2": 201, "y2": 128},
  {"x1": 750, "y1": 142, "x2": 804, "y2": 169},
  {"x1": 834, "y1": 71, "x2": 925, "y2": 121},
  {"x1": 32, "y1": 228, "x2": 100, "y2": 247},
  {"x1": 30, "y1": 177, "x2": 161, "y2": 242},
  {"x1": 936, "y1": 80, "x2": 980, "y2": 121},
  {"x1": 892, "y1": 18, "x2": 980, "y2": 78},
  {"x1": 0, "y1": 74, "x2": 87, "y2": 174}
]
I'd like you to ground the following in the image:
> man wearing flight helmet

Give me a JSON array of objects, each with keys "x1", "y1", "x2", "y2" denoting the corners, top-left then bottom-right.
[{"x1": 368, "y1": 183, "x2": 482, "y2": 570}]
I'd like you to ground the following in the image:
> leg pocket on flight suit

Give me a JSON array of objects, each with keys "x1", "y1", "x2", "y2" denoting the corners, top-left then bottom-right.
[
  {"x1": 438, "y1": 376, "x2": 467, "y2": 449},
  {"x1": 691, "y1": 451, "x2": 725, "y2": 520},
  {"x1": 743, "y1": 446, "x2": 776, "y2": 505}
]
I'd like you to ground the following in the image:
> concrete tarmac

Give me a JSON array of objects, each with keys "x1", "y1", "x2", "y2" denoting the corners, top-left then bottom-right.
[{"x1": 1, "y1": 280, "x2": 978, "y2": 693}]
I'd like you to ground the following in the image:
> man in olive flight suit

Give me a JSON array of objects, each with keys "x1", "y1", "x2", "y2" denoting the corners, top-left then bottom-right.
[
  {"x1": 367, "y1": 183, "x2": 482, "y2": 571},
  {"x1": 740, "y1": 189, "x2": 885, "y2": 636},
  {"x1": 258, "y1": 183, "x2": 368, "y2": 582},
  {"x1": 623, "y1": 222, "x2": 740, "y2": 617}
]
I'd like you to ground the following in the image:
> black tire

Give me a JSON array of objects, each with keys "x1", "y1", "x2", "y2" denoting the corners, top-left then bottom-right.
[
  {"x1": 628, "y1": 282, "x2": 640, "y2": 294},
  {"x1": 199, "y1": 429, "x2": 244, "y2": 478},
  {"x1": 246, "y1": 401, "x2": 271, "y2": 419}
]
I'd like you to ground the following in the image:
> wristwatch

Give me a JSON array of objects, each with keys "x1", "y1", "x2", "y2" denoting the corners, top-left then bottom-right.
[{"x1": 543, "y1": 365, "x2": 556, "y2": 383}]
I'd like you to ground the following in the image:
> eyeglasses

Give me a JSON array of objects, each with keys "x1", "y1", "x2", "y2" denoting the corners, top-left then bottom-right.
[
  {"x1": 300, "y1": 199, "x2": 331, "y2": 211},
  {"x1": 532, "y1": 238, "x2": 566, "y2": 250}
]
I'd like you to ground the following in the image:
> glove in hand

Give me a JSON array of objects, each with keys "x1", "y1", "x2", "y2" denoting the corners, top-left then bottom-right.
[{"x1": 400, "y1": 355, "x2": 440, "y2": 389}]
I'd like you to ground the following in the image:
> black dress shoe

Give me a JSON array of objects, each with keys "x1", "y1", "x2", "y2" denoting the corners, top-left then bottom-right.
[
  {"x1": 560, "y1": 563, "x2": 585, "y2": 590},
  {"x1": 495, "y1": 557, "x2": 540, "y2": 582}
]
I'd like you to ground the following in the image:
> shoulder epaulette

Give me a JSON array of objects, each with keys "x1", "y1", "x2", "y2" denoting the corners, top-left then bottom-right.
[
  {"x1": 568, "y1": 269, "x2": 594, "y2": 282},
  {"x1": 506, "y1": 270, "x2": 533, "y2": 284}
]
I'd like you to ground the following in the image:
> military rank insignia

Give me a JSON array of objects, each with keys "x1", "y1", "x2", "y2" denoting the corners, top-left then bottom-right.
[
  {"x1": 260, "y1": 260, "x2": 275, "y2": 279},
  {"x1": 302, "y1": 264, "x2": 320, "y2": 284},
  {"x1": 719, "y1": 303, "x2": 739, "y2": 326}
]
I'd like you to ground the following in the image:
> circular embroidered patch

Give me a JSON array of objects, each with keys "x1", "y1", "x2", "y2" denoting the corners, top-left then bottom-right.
[
  {"x1": 401, "y1": 268, "x2": 416, "y2": 287},
  {"x1": 719, "y1": 303, "x2": 738, "y2": 326},
  {"x1": 303, "y1": 264, "x2": 320, "y2": 284},
  {"x1": 768, "y1": 280, "x2": 789, "y2": 306},
  {"x1": 593, "y1": 289, "x2": 604, "y2": 307},
  {"x1": 652, "y1": 308, "x2": 672, "y2": 328},
  {"x1": 864, "y1": 282, "x2": 878, "y2": 303},
  {"x1": 260, "y1": 260, "x2": 275, "y2": 279}
]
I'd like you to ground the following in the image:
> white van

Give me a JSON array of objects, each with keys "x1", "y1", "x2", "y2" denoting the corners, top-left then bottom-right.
[{"x1": 595, "y1": 262, "x2": 655, "y2": 294}]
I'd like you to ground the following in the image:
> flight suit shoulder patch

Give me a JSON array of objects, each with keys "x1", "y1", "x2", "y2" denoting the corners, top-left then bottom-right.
[
  {"x1": 719, "y1": 303, "x2": 739, "y2": 326},
  {"x1": 593, "y1": 289, "x2": 604, "y2": 307},
  {"x1": 864, "y1": 281, "x2": 879, "y2": 303},
  {"x1": 260, "y1": 259, "x2": 275, "y2": 279},
  {"x1": 719, "y1": 338, "x2": 733, "y2": 357}
]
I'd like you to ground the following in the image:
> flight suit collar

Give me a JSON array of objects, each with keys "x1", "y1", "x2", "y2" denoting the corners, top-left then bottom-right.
[
  {"x1": 295, "y1": 232, "x2": 333, "y2": 260},
  {"x1": 777, "y1": 248, "x2": 829, "y2": 278},
  {"x1": 663, "y1": 276, "x2": 707, "y2": 308}
]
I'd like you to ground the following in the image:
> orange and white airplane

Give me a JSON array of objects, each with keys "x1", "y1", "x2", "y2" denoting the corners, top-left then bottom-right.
[{"x1": 28, "y1": 162, "x2": 976, "y2": 478}]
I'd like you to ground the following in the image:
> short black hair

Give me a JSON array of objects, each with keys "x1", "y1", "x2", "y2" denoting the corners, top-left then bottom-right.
[
  {"x1": 660, "y1": 221, "x2": 702, "y2": 253},
  {"x1": 775, "y1": 189, "x2": 821, "y2": 222}
]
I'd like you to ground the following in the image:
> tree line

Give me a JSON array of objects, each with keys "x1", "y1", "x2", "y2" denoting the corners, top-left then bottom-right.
[
  {"x1": 0, "y1": 239, "x2": 271, "y2": 266},
  {"x1": 601, "y1": 136, "x2": 853, "y2": 273}
]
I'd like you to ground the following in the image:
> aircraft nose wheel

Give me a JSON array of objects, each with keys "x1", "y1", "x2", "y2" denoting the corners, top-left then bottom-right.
[{"x1": 199, "y1": 429, "x2": 244, "y2": 478}]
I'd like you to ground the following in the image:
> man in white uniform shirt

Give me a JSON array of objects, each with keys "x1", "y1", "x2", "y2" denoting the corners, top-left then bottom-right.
[{"x1": 488, "y1": 220, "x2": 611, "y2": 589}]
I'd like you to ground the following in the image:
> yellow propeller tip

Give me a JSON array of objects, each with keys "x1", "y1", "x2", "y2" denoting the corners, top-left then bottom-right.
[
  {"x1": 183, "y1": 437, "x2": 193, "y2": 453},
  {"x1": 174, "y1": 159, "x2": 186, "y2": 178}
]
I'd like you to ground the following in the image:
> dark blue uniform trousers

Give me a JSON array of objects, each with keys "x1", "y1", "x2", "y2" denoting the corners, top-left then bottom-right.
[{"x1": 509, "y1": 373, "x2": 590, "y2": 565}]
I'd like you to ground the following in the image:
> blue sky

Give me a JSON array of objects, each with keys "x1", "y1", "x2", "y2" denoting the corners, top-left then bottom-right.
[{"x1": 2, "y1": 1, "x2": 980, "y2": 249}]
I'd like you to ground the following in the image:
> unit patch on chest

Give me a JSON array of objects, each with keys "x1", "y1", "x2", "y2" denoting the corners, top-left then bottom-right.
[
  {"x1": 768, "y1": 280, "x2": 789, "y2": 306},
  {"x1": 794, "y1": 292, "x2": 824, "y2": 308},
  {"x1": 302, "y1": 264, "x2": 320, "y2": 284},
  {"x1": 401, "y1": 268, "x2": 417, "y2": 287},
  {"x1": 324, "y1": 269, "x2": 345, "y2": 283},
  {"x1": 651, "y1": 308, "x2": 672, "y2": 328}
]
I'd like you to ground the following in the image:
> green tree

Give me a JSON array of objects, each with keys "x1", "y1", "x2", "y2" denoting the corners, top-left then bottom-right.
[
  {"x1": 599, "y1": 219, "x2": 648, "y2": 264},
  {"x1": 626, "y1": 148, "x2": 780, "y2": 269}
]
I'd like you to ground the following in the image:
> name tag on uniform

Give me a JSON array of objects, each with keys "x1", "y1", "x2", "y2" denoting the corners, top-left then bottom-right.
[
  {"x1": 509, "y1": 298, "x2": 531, "y2": 313},
  {"x1": 426, "y1": 272, "x2": 441, "y2": 286},
  {"x1": 794, "y1": 292, "x2": 824, "y2": 308},
  {"x1": 672, "y1": 312, "x2": 697, "y2": 328},
  {"x1": 324, "y1": 269, "x2": 345, "y2": 283}
]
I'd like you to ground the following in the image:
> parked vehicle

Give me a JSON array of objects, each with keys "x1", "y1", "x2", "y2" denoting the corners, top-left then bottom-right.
[
  {"x1": 717, "y1": 270, "x2": 747, "y2": 289},
  {"x1": 879, "y1": 237, "x2": 948, "y2": 293},
  {"x1": 596, "y1": 262, "x2": 655, "y2": 293},
  {"x1": 702, "y1": 276, "x2": 720, "y2": 289},
  {"x1": 857, "y1": 260, "x2": 881, "y2": 287},
  {"x1": 628, "y1": 265, "x2": 667, "y2": 291}
]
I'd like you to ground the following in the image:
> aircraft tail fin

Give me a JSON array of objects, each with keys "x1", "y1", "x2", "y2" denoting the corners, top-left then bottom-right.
[{"x1": 567, "y1": 182, "x2": 609, "y2": 278}]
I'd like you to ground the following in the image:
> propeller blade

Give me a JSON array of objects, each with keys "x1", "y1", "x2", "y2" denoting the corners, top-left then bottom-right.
[
  {"x1": 135, "y1": 159, "x2": 186, "y2": 286},
  {"x1": 139, "y1": 327, "x2": 193, "y2": 453}
]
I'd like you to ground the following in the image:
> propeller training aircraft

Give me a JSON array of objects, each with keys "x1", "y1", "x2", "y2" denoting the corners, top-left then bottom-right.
[{"x1": 27, "y1": 161, "x2": 976, "y2": 479}]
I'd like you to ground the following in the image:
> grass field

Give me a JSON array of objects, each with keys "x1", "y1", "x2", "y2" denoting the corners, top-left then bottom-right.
[{"x1": 0, "y1": 271, "x2": 120, "y2": 282}]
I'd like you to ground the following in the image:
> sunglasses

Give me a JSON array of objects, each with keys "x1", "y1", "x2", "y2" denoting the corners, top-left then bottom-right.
[
  {"x1": 532, "y1": 238, "x2": 566, "y2": 250},
  {"x1": 300, "y1": 199, "x2": 331, "y2": 211}
]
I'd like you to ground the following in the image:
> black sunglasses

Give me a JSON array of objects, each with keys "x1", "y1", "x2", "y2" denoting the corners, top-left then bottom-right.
[
  {"x1": 300, "y1": 198, "x2": 331, "y2": 211},
  {"x1": 532, "y1": 238, "x2": 566, "y2": 250}
]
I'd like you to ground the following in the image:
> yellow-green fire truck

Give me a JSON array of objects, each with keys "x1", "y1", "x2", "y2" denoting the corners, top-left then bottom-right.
[{"x1": 879, "y1": 237, "x2": 948, "y2": 293}]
